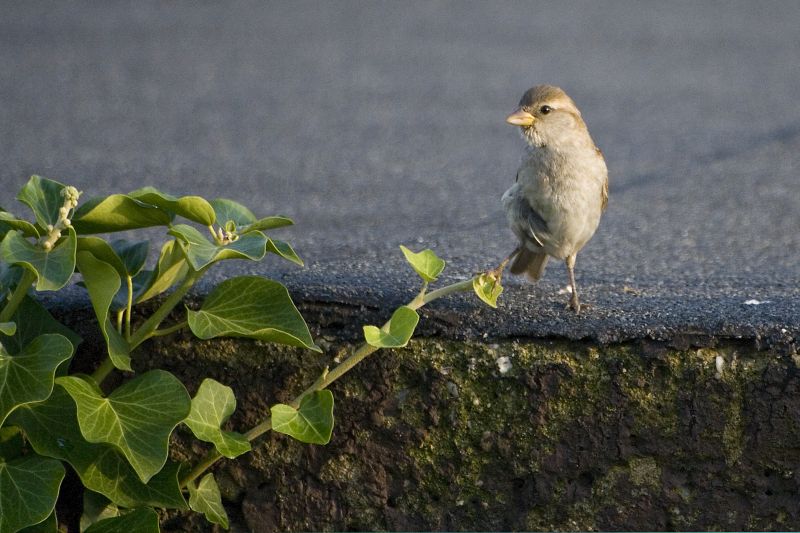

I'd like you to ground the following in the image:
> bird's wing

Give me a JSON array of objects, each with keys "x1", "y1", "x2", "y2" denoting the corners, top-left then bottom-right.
[
  {"x1": 512, "y1": 193, "x2": 550, "y2": 248},
  {"x1": 595, "y1": 148, "x2": 609, "y2": 211},
  {"x1": 601, "y1": 178, "x2": 609, "y2": 211}
]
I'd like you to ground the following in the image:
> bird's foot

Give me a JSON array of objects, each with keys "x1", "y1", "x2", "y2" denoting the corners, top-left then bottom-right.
[
  {"x1": 565, "y1": 293, "x2": 590, "y2": 314},
  {"x1": 564, "y1": 300, "x2": 594, "y2": 315},
  {"x1": 486, "y1": 265, "x2": 505, "y2": 283},
  {"x1": 487, "y1": 247, "x2": 520, "y2": 282}
]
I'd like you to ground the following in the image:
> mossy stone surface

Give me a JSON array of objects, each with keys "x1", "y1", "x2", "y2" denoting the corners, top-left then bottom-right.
[{"x1": 135, "y1": 334, "x2": 800, "y2": 532}]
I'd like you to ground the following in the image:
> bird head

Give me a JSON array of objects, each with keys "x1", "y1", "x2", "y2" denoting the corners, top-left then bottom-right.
[{"x1": 506, "y1": 85, "x2": 589, "y2": 148}]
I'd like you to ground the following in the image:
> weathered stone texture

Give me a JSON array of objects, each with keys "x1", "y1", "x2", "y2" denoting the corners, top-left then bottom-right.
[{"x1": 138, "y1": 334, "x2": 800, "y2": 532}]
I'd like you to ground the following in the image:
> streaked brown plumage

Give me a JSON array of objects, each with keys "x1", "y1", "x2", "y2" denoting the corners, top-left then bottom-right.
[{"x1": 499, "y1": 85, "x2": 608, "y2": 313}]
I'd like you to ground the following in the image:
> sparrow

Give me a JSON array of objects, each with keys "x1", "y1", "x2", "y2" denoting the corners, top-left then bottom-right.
[{"x1": 497, "y1": 85, "x2": 608, "y2": 313}]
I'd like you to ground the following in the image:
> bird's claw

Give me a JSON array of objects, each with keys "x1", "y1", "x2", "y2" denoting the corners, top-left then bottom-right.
[{"x1": 565, "y1": 297, "x2": 591, "y2": 314}]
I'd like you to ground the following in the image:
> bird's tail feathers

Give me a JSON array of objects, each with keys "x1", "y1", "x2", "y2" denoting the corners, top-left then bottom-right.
[{"x1": 509, "y1": 248, "x2": 549, "y2": 281}]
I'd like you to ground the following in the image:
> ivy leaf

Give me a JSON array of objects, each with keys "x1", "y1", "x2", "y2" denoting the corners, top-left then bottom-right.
[
  {"x1": 72, "y1": 194, "x2": 172, "y2": 234},
  {"x1": 473, "y1": 273, "x2": 503, "y2": 308},
  {"x1": 132, "y1": 239, "x2": 189, "y2": 304},
  {"x1": 9, "y1": 386, "x2": 187, "y2": 509},
  {"x1": 0, "y1": 322, "x2": 15, "y2": 336},
  {"x1": 188, "y1": 473, "x2": 229, "y2": 529},
  {"x1": 184, "y1": 378, "x2": 250, "y2": 459},
  {"x1": 1, "y1": 228, "x2": 77, "y2": 291},
  {"x1": 399, "y1": 245, "x2": 445, "y2": 282},
  {"x1": 0, "y1": 454, "x2": 64, "y2": 533},
  {"x1": 243, "y1": 216, "x2": 294, "y2": 233},
  {"x1": 0, "y1": 264, "x2": 20, "y2": 303},
  {"x1": 271, "y1": 390, "x2": 334, "y2": 445},
  {"x1": 129, "y1": 187, "x2": 216, "y2": 226},
  {"x1": 57, "y1": 371, "x2": 191, "y2": 483},
  {"x1": 110, "y1": 240, "x2": 149, "y2": 277},
  {"x1": 0, "y1": 211, "x2": 39, "y2": 238},
  {"x1": 80, "y1": 491, "x2": 119, "y2": 532},
  {"x1": 78, "y1": 238, "x2": 148, "y2": 280},
  {"x1": 168, "y1": 224, "x2": 267, "y2": 271},
  {"x1": 210, "y1": 198, "x2": 256, "y2": 228},
  {"x1": 211, "y1": 199, "x2": 294, "y2": 234},
  {"x1": 4, "y1": 295, "x2": 81, "y2": 358},
  {"x1": 0, "y1": 426, "x2": 24, "y2": 460},
  {"x1": 0, "y1": 334, "x2": 73, "y2": 426},
  {"x1": 16, "y1": 175, "x2": 67, "y2": 230},
  {"x1": 187, "y1": 276, "x2": 320, "y2": 352},
  {"x1": 363, "y1": 306, "x2": 419, "y2": 348},
  {"x1": 266, "y1": 238, "x2": 303, "y2": 267},
  {"x1": 76, "y1": 251, "x2": 131, "y2": 371},
  {"x1": 18, "y1": 510, "x2": 57, "y2": 533},
  {"x1": 77, "y1": 237, "x2": 128, "y2": 279},
  {"x1": 83, "y1": 508, "x2": 159, "y2": 533}
]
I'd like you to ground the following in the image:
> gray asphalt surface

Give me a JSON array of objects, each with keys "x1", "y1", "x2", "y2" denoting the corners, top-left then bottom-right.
[{"x1": 2, "y1": 1, "x2": 799, "y2": 345}]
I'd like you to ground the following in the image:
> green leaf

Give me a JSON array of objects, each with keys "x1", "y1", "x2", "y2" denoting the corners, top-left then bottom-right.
[
  {"x1": 184, "y1": 379, "x2": 250, "y2": 459},
  {"x1": 363, "y1": 306, "x2": 419, "y2": 348},
  {"x1": 16, "y1": 175, "x2": 67, "y2": 229},
  {"x1": 0, "y1": 426, "x2": 24, "y2": 460},
  {"x1": 399, "y1": 245, "x2": 446, "y2": 282},
  {"x1": 0, "y1": 454, "x2": 64, "y2": 533},
  {"x1": 0, "y1": 322, "x2": 15, "y2": 336},
  {"x1": 266, "y1": 238, "x2": 303, "y2": 267},
  {"x1": 57, "y1": 371, "x2": 191, "y2": 483},
  {"x1": 18, "y1": 510, "x2": 57, "y2": 533},
  {"x1": 84, "y1": 508, "x2": 159, "y2": 533},
  {"x1": 188, "y1": 473, "x2": 229, "y2": 529},
  {"x1": 0, "y1": 263, "x2": 22, "y2": 301},
  {"x1": 187, "y1": 276, "x2": 320, "y2": 351},
  {"x1": 0, "y1": 211, "x2": 39, "y2": 238},
  {"x1": 129, "y1": 186, "x2": 216, "y2": 226},
  {"x1": 473, "y1": 273, "x2": 503, "y2": 308},
  {"x1": 271, "y1": 390, "x2": 334, "y2": 445},
  {"x1": 72, "y1": 194, "x2": 172, "y2": 234},
  {"x1": 77, "y1": 237, "x2": 127, "y2": 278},
  {"x1": 110, "y1": 240, "x2": 148, "y2": 277},
  {"x1": 210, "y1": 199, "x2": 256, "y2": 228},
  {"x1": 76, "y1": 238, "x2": 149, "y2": 281},
  {"x1": 76, "y1": 251, "x2": 131, "y2": 371},
  {"x1": 1, "y1": 228, "x2": 77, "y2": 291},
  {"x1": 0, "y1": 334, "x2": 73, "y2": 426},
  {"x1": 169, "y1": 224, "x2": 267, "y2": 271},
  {"x1": 132, "y1": 240, "x2": 189, "y2": 304},
  {"x1": 243, "y1": 216, "x2": 294, "y2": 233},
  {"x1": 9, "y1": 387, "x2": 187, "y2": 509},
  {"x1": 80, "y1": 491, "x2": 119, "y2": 532},
  {"x1": 4, "y1": 295, "x2": 81, "y2": 358}
]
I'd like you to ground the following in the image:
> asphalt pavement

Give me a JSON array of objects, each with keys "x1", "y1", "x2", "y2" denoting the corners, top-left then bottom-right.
[{"x1": 1, "y1": 1, "x2": 798, "y2": 345}]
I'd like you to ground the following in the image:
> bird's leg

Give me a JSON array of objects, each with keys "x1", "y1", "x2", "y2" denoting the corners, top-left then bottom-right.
[
  {"x1": 488, "y1": 246, "x2": 520, "y2": 280},
  {"x1": 565, "y1": 254, "x2": 581, "y2": 313}
]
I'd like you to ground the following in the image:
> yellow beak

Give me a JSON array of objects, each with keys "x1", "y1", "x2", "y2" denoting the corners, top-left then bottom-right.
[{"x1": 506, "y1": 109, "x2": 535, "y2": 127}]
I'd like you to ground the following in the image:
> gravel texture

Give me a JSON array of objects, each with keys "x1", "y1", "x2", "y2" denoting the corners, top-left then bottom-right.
[{"x1": 2, "y1": 1, "x2": 798, "y2": 345}]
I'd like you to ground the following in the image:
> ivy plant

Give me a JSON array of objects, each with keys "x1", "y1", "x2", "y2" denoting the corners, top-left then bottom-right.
[{"x1": 0, "y1": 175, "x2": 503, "y2": 532}]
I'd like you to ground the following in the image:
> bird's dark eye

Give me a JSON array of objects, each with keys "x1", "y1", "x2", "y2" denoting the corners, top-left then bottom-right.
[{"x1": 539, "y1": 105, "x2": 552, "y2": 115}]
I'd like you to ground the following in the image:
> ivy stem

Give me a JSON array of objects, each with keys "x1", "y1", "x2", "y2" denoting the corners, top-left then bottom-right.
[
  {"x1": 179, "y1": 274, "x2": 479, "y2": 489},
  {"x1": 90, "y1": 357, "x2": 115, "y2": 385},
  {"x1": 150, "y1": 321, "x2": 188, "y2": 338},
  {"x1": 0, "y1": 269, "x2": 37, "y2": 323},
  {"x1": 92, "y1": 269, "x2": 203, "y2": 386},
  {"x1": 128, "y1": 269, "x2": 203, "y2": 351},
  {"x1": 411, "y1": 277, "x2": 475, "y2": 310},
  {"x1": 124, "y1": 275, "x2": 134, "y2": 341}
]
